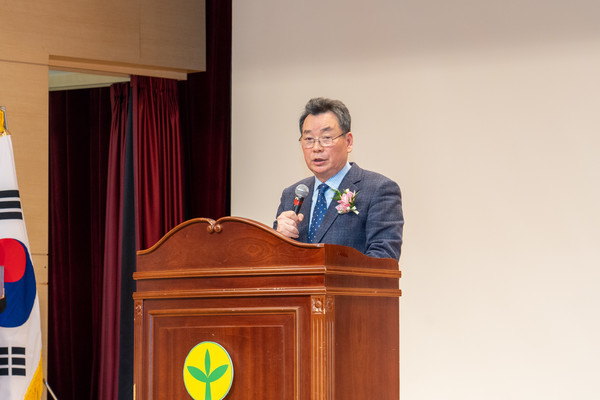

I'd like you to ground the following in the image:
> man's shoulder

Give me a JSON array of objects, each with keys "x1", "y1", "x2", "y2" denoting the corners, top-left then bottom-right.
[{"x1": 348, "y1": 163, "x2": 398, "y2": 187}]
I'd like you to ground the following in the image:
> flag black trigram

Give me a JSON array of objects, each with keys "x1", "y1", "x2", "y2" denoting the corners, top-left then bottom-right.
[
  {"x1": 0, "y1": 346, "x2": 26, "y2": 376},
  {"x1": 0, "y1": 190, "x2": 22, "y2": 221}
]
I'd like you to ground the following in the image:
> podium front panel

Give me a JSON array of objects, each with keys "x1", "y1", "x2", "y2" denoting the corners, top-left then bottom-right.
[{"x1": 137, "y1": 296, "x2": 312, "y2": 399}]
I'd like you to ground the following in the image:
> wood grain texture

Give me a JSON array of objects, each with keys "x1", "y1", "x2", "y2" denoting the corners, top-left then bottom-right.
[
  {"x1": 134, "y1": 217, "x2": 401, "y2": 399},
  {"x1": 1, "y1": 0, "x2": 205, "y2": 73}
]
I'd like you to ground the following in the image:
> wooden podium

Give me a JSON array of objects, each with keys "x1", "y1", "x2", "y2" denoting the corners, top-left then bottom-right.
[{"x1": 133, "y1": 217, "x2": 401, "y2": 399}]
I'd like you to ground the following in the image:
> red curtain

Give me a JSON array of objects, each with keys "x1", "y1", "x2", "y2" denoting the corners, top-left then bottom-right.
[
  {"x1": 133, "y1": 76, "x2": 184, "y2": 250},
  {"x1": 98, "y1": 82, "x2": 130, "y2": 400},
  {"x1": 48, "y1": 87, "x2": 112, "y2": 400},
  {"x1": 98, "y1": 78, "x2": 185, "y2": 400},
  {"x1": 48, "y1": 79, "x2": 188, "y2": 400}
]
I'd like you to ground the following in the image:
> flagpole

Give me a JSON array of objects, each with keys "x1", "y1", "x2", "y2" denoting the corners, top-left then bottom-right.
[{"x1": 43, "y1": 379, "x2": 59, "y2": 400}]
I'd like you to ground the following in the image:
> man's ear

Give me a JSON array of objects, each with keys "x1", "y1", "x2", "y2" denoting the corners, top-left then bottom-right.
[{"x1": 345, "y1": 132, "x2": 354, "y2": 153}]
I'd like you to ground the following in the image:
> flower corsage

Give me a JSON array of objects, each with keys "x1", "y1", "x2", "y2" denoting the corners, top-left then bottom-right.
[{"x1": 334, "y1": 188, "x2": 359, "y2": 215}]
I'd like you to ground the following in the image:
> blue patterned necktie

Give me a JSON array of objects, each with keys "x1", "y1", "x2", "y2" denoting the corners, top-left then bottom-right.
[{"x1": 308, "y1": 183, "x2": 329, "y2": 243}]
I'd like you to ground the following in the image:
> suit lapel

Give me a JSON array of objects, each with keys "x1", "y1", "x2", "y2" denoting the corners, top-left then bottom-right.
[{"x1": 313, "y1": 163, "x2": 363, "y2": 243}]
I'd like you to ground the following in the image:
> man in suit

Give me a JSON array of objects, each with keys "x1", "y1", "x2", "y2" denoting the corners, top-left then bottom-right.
[{"x1": 274, "y1": 97, "x2": 404, "y2": 260}]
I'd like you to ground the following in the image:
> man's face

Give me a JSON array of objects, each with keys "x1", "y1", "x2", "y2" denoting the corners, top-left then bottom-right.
[{"x1": 301, "y1": 111, "x2": 353, "y2": 182}]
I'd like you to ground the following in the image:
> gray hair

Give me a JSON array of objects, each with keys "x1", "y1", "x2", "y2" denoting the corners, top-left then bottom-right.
[{"x1": 298, "y1": 97, "x2": 351, "y2": 136}]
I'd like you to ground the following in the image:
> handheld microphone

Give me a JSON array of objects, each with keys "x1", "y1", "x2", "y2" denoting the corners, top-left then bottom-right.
[{"x1": 292, "y1": 184, "x2": 309, "y2": 214}]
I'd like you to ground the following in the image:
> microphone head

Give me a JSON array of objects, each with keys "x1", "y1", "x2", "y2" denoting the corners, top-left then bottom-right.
[{"x1": 295, "y1": 184, "x2": 309, "y2": 199}]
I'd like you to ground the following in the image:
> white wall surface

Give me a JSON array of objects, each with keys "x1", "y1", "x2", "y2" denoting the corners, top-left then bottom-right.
[{"x1": 231, "y1": 1, "x2": 600, "y2": 398}]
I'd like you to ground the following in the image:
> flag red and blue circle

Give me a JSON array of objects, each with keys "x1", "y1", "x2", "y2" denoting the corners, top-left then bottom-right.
[{"x1": 0, "y1": 238, "x2": 36, "y2": 327}]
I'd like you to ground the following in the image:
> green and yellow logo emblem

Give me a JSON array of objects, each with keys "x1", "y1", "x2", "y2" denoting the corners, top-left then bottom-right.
[{"x1": 183, "y1": 342, "x2": 234, "y2": 400}]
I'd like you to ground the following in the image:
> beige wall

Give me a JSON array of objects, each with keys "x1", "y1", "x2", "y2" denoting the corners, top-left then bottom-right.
[
  {"x1": 231, "y1": 1, "x2": 600, "y2": 399},
  {"x1": 0, "y1": 1, "x2": 205, "y2": 396}
]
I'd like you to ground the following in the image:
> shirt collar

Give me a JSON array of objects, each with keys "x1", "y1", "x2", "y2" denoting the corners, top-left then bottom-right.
[{"x1": 314, "y1": 162, "x2": 352, "y2": 192}]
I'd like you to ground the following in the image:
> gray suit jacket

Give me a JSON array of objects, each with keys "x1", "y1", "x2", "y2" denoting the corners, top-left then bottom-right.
[{"x1": 274, "y1": 163, "x2": 403, "y2": 260}]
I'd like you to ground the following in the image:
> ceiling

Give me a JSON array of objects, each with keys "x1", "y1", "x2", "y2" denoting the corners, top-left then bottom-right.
[{"x1": 49, "y1": 70, "x2": 130, "y2": 91}]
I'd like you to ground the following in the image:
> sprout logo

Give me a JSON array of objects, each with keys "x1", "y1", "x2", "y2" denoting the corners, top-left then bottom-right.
[{"x1": 183, "y1": 342, "x2": 234, "y2": 400}]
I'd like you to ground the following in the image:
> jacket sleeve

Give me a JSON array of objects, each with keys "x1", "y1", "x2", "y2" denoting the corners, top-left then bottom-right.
[
  {"x1": 273, "y1": 187, "x2": 291, "y2": 230},
  {"x1": 273, "y1": 188, "x2": 289, "y2": 229},
  {"x1": 363, "y1": 178, "x2": 404, "y2": 260}
]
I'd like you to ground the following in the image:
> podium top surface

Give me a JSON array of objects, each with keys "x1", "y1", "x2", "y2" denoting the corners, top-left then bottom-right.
[{"x1": 136, "y1": 217, "x2": 399, "y2": 273}]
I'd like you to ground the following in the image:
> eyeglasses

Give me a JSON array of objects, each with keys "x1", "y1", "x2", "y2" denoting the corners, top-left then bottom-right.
[{"x1": 299, "y1": 133, "x2": 346, "y2": 149}]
